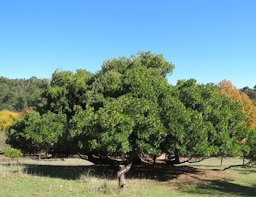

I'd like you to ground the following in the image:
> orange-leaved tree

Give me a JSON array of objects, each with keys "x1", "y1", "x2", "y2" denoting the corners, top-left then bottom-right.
[{"x1": 218, "y1": 80, "x2": 256, "y2": 129}]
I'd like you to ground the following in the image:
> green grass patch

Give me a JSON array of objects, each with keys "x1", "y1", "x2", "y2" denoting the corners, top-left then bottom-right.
[{"x1": 0, "y1": 157, "x2": 255, "y2": 197}]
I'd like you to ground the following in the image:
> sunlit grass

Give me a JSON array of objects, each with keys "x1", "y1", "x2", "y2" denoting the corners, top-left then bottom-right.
[{"x1": 0, "y1": 157, "x2": 255, "y2": 197}]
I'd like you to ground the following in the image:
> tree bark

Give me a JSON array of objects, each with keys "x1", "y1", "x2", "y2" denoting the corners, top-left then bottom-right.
[
  {"x1": 117, "y1": 164, "x2": 132, "y2": 189},
  {"x1": 174, "y1": 149, "x2": 180, "y2": 164},
  {"x1": 220, "y1": 157, "x2": 223, "y2": 167},
  {"x1": 118, "y1": 165, "x2": 125, "y2": 189},
  {"x1": 153, "y1": 154, "x2": 157, "y2": 165},
  {"x1": 223, "y1": 161, "x2": 251, "y2": 171},
  {"x1": 129, "y1": 152, "x2": 142, "y2": 164}
]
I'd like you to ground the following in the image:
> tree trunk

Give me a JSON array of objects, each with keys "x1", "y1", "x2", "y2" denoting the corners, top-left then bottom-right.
[
  {"x1": 174, "y1": 149, "x2": 180, "y2": 164},
  {"x1": 118, "y1": 165, "x2": 126, "y2": 189},
  {"x1": 88, "y1": 153, "x2": 93, "y2": 162},
  {"x1": 153, "y1": 154, "x2": 157, "y2": 165},
  {"x1": 117, "y1": 164, "x2": 132, "y2": 189},
  {"x1": 129, "y1": 153, "x2": 142, "y2": 164},
  {"x1": 220, "y1": 157, "x2": 223, "y2": 167}
]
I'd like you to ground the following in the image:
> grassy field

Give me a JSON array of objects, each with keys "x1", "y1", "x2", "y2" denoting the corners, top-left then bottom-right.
[{"x1": 0, "y1": 156, "x2": 255, "y2": 197}]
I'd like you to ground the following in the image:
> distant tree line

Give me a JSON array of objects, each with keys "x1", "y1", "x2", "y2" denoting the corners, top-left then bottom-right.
[
  {"x1": 0, "y1": 76, "x2": 49, "y2": 112},
  {"x1": 2, "y1": 52, "x2": 256, "y2": 164}
]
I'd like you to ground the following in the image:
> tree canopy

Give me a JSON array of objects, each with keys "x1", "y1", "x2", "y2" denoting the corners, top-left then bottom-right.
[
  {"x1": 6, "y1": 52, "x2": 256, "y2": 163},
  {"x1": 162, "y1": 79, "x2": 247, "y2": 162}
]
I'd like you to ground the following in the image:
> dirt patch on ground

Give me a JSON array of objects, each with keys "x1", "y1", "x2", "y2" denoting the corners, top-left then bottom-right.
[
  {"x1": 0, "y1": 154, "x2": 11, "y2": 162},
  {"x1": 170, "y1": 169, "x2": 234, "y2": 187}
]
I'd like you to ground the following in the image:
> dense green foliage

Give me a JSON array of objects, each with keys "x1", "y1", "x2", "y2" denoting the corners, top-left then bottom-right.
[
  {"x1": 157, "y1": 79, "x2": 250, "y2": 163},
  {"x1": 8, "y1": 111, "x2": 66, "y2": 154},
  {"x1": 172, "y1": 80, "x2": 249, "y2": 158},
  {"x1": 0, "y1": 76, "x2": 49, "y2": 111},
  {"x1": 6, "y1": 52, "x2": 256, "y2": 162}
]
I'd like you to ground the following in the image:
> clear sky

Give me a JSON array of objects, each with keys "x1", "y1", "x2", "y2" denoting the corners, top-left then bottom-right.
[{"x1": 0, "y1": 0, "x2": 255, "y2": 88}]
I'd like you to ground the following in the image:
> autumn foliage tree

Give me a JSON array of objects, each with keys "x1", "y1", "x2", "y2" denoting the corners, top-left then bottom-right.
[
  {"x1": 0, "y1": 110, "x2": 22, "y2": 152},
  {"x1": 0, "y1": 110, "x2": 21, "y2": 132},
  {"x1": 218, "y1": 80, "x2": 256, "y2": 129},
  {"x1": 218, "y1": 80, "x2": 256, "y2": 161}
]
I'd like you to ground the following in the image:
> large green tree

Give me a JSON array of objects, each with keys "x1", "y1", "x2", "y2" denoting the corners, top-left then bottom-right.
[
  {"x1": 7, "y1": 52, "x2": 250, "y2": 165},
  {"x1": 69, "y1": 52, "x2": 174, "y2": 159}
]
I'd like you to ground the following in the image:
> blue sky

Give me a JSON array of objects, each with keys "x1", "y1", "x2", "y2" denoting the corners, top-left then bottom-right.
[{"x1": 0, "y1": 0, "x2": 255, "y2": 88}]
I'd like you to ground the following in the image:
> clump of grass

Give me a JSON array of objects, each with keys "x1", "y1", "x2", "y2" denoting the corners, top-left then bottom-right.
[
  {"x1": 97, "y1": 181, "x2": 113, "y2": 195},
  {"x1": 4, "y1": 147, "x2": 23, "y2": 158}
]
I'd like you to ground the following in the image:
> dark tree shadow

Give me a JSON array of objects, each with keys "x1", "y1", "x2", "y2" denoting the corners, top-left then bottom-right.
[
  {"x1": 184, "y1": 180, "x2": 256, "y2": 196},
  {"x1": 22, "y1": 163, "x2": 199, "y2": 181}
]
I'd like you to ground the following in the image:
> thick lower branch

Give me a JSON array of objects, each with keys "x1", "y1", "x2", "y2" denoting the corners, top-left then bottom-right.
[{"x1": 223, "y1": 160, "x2": 252, "y2": 171}]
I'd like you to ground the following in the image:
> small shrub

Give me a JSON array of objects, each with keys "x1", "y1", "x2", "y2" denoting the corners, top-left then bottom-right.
[{"x1": 4, "y1": 147, "x2": 23, "y2": 158}]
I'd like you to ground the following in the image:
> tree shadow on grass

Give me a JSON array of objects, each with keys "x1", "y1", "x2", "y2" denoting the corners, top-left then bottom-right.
[
  {"x1": 184, "y1": 180, "x2": 256, "y2": 196},
  {"x1": 22, "y1": 163, "x2": 199, "y2": 181}
]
